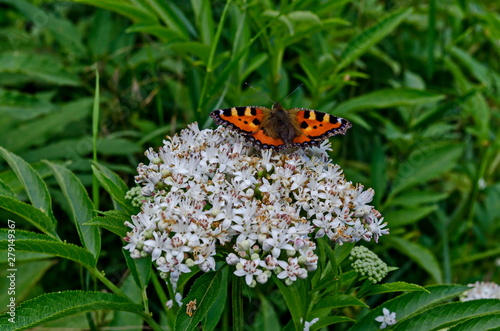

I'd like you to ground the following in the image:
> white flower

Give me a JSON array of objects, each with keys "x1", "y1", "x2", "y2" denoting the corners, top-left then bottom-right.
[
  {"x1": 234, "y1": 258, "x2": 263, "y2": 286},
  {"x1": 143, "y1": 232, "x2": 168, "y2": 261},
  {"x1": 166, "y1": 292, "x2": 183, "y2": 309},
  {"x1": 375, "y1": 308, "x2": 397, "y2": 329},
  {"x1": 303, "y1": 317, "x2": 319, "y2": 331},
  {"x1": 461, "y1": 281, "x2": 500, "y2": 301}
]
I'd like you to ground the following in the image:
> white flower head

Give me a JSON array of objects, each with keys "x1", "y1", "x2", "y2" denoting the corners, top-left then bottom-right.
[
  {"x1": 124, "y1": 124, "x2": 387, "y2": 287},
  {"x1": 461, "y1": 281, "x2": 500, "y2": 301},
  {"x1": 375, "y1": 308, "x2": 397, "y2": 329}
]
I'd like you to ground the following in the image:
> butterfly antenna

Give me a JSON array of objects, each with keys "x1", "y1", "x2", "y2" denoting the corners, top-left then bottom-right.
[
  {"x1": 280, "y1": 83, "x2": 304, "y2": 104},
  {"x1": 244, "y1": 82, "x2": 276, "y2": 104}
]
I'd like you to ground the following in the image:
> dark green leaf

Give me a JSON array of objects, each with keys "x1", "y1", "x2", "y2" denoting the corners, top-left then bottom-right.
[
  {"x1": 386, "y1": 236, "x2": 442, "y2": 283},
  {"x1": 0, "y1": 229, "x2": 96, "y2": 269},
  {"x1": 0, "y1": 291, "x2": 142, "y2": 330},
  {"x1": 175, "y1": 266, "x2": 229, "y2": 331},
  {"x1": 393, "y1": 299, "x2": 500, "y2": 331},
  {"x1": 45, "y1": 162, "x2": 100, "y2": 258}
]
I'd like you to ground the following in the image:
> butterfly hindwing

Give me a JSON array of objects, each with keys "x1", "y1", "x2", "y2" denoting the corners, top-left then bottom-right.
[{"x1": 293, "y1": 108, "x2": 351, "y2": 140}]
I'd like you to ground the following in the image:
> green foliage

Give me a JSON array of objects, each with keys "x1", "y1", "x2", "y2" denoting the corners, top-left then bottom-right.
[{"x1": 0, "y1": 0, "x2": 499, "y2": 330}]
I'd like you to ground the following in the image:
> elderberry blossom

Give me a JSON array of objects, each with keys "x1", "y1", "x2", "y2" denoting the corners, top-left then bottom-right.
[
  {"x1": 460, "y1": 281, "x2": 500, "y2": 301},
  {"x1": 123, "y1": 123, "x2": 388, "y2": 290}
]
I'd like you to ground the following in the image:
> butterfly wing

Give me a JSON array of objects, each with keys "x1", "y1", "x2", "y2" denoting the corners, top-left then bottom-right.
[
  {"x1": 291, "y1": 108, "x2": 352, "y2": 145},
  {"x1": 210, "y1": 106, "x2": 265, "y2": 134}
]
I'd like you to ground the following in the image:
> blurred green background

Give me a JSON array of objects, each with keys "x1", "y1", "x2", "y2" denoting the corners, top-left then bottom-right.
[{"x1": 0, "y1": 0, "x2": 498, "y2": 323}]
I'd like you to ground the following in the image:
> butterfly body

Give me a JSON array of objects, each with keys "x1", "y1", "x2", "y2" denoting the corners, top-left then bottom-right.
[{"x1": 210, "y1": 103, "x2": 351, "y2": 150}]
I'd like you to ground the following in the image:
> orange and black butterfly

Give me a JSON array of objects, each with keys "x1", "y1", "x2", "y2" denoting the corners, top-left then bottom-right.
[{"x1": 210, "y1": 103, "x2": 351, "y2": 150}]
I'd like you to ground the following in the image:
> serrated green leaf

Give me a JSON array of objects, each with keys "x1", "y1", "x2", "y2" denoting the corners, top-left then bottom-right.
[
  {"x1": 363, "y1": 282, "x2": 427, "y2": 298},
  {"x1": 175, "y1": 266, "x2": 229, "y2": 331},
  {"x1": 0, "y1": 196, "x2": 56, "y2": 237},
  {"x1": 385, "y1": 205, "x2": 438, "y2": 227},
  {"x1": 91, "y1": 163, "x2": 135, "y2": 215},
  {"x1": 448, "y1": 312, "x2": 500, "y2": 331},
  {"x1": 393, "y1": 299, "x2": 500, "y2": 331},
  {"x1": 390, "y1": 143, "x2": 463, "y2": 197},
  {"x1": 0, "y1": 178, "x2": 16, "y2": 198},
  {"x1": 0, "y1": 229, "x2": 96, "y2": 269},
  {"x1": 0, "y1": 147, "x2": 56, "y2": 232},
  {"x1": 45, "y1": 162, "x2": 100, "y2": 258},
  {"x1": 336, "y1": 8, "x2": 413, "y2": 72},
  {"x1": 348, "y1": 285, "x2": 470, "y2": 331},
  {"x1": 85, "y1": 210, "x2": 129, "y2": 237},
  {"x1": 386, "y1": 237, "x2": 442, "y2": 283},
  {"x1": 0, "y1": 291, "x2": 142, "y2": 330},
  {"x1": 333, "y1": 89, "x2": 445, "y2": 116},
  {"x1": 202, "y1": 266, "x2": 229, "y2": 331},
  {"x1": 0, "y1": 260, "x2": 54, "y2": 307}
]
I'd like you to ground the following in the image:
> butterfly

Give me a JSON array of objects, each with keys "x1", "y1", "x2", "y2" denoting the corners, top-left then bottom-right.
[{"x1": 210, "y1": 103, "x2": 352, "y2": 150}]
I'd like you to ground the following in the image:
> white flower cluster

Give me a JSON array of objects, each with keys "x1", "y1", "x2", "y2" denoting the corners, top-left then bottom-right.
[
  {"x1": 123, "y1": 123, "x2": 388, "y2": 289},
  {"x1": 460, "y1": 281, "x2": 500, "y2": 301}
]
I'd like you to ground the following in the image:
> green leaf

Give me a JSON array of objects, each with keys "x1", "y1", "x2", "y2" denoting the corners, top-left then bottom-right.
[
  {"x1": 91, "y1": 163, "x2": 135, "y2": 215},
  {"x1": 448, "y1": 312, "x2": 500, "y2": 331},
  {"x1": 124, "y1": 251, "x2": 152, "y2": 291},
  {"x1": 175, "y1": 266, "x2": 229, "y2": 331},
  {"x1": 362, "y1": 282, "x2": 427, "y2": 298},
  {"x1": 273, "y1": 276, "x2": 306, "y2": 330},
  {"x1": 390, "y1": 143, "x2": 463, "y2": 197},
  {"x1": 6, "y1": 0, "x2": 86, "y2": 56},
  {"x1": 85, "y1": 210, "x2": 129, "y2": 237},
  {"x1": 336, "y1": 7, "x2": 413, "y2": 72},
  {"x1": 0, "y1": 88, "x2": 55, "y2": 120},
  {"x1": 388, "y1": 191, "x2": 449, "y2": 207},
  {"x1": 142, "y1": 0, "x2": 193, "y2": 40},
  {"x1": 126, "y1": 23, "x2": 185, "y2": 42},
  {"x1": 191, "y1": 0, "x2": 215, "y2": 45},
  {"x1": 45, "y1": 162, "x2": 100, "y2": 259},
  {"x1": 69, "y1": 0, "x2": 157, "y2": 22},
  {"x1": 0, "y1": 147, "x2": 57, "y2": 236},
  {"x1": 0, "y1": 196, "x2": 56, "y2": 237},
  {"x1": 3, "y1": 98, "x2": 92, "y2": 152},
  {"x1": 315, "y1": 294, "x2": 368, "y2": 312},
  {"x1": 333, "y1": 89, "x2": 445, "y2": 116},
  {"x1": 0, "y1": 291, "x2": 142, "y2": 330},
  {"x1": 0, "y1": 52, "x2": 80, "y2": 86},
  {"x1": 393, "y1": 299, "x2": 500, "y2": 331},
  {"x1": 384, "y1": 205, "x2": 438, "y2": 227},
  {"x1": 0, "y1": 229, "x2": 96, "y2": 269},
  {"x1": 202, "y1": 266, "x2": 229, "y2": 331},
  {"x1": 0, "y1": 178, "x2": 16, "y2": 199},
  {"x1": 348, "y1": 285, "x2": 470, "y2": 331},
  {"x1": 386, "y1": 236, "x2": 442, "y2": 283},
  {"x1": 312, "y1": 316, "x2": 356, "y2": 330},
  {"x1": 450, "y1": 46, "x2": 500, "y2": 89}
]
